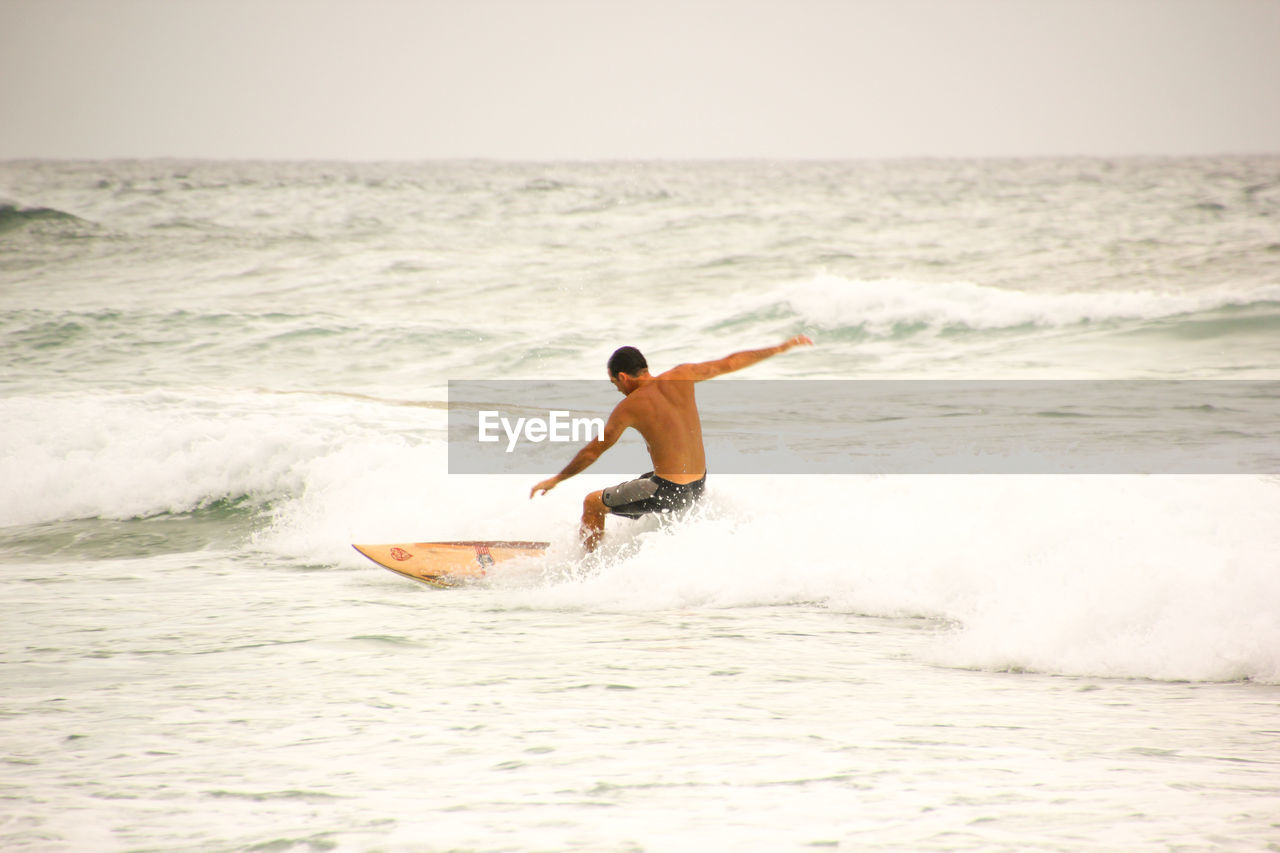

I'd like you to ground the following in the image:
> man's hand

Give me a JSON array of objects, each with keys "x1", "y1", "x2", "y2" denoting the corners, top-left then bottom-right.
[
  {"x1": 530, "y1": 477, "x2": 559, "y2": 499},
  {"x1": 782, "y1": 334, "x2": 814, "y2": 351}
]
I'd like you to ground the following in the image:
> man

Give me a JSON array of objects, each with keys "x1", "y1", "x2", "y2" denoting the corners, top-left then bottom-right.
[{"x1": 530, "y1": 335, "x2": 814, "y2": 551}]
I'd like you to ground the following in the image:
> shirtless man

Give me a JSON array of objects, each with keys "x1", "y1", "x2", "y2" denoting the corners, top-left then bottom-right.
[{"x1": 530, "y1": 335, "x2": 814, "y2": 550}]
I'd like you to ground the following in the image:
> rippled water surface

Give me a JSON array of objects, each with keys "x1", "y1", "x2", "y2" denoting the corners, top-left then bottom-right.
[{"x1": 3, "y1": 158, "x2": 1279, "y2": 850}]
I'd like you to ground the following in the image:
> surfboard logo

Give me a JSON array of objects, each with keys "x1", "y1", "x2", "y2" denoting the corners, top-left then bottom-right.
[
  {"x1": 473, "y1": 544, "x2": 495, "y2": 572},
  {"x1": 389, "y1": 547, "x2": 413, "y2": 561}
]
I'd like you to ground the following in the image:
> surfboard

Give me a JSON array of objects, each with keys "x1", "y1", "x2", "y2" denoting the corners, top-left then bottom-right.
[{"x1": 352, "y1": 540, "x2": 550, "y2": 588}]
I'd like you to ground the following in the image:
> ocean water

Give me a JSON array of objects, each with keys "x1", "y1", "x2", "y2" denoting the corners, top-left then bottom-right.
[{"x1": 2, "y1": 158, "x2": 1280, "y2": 851}]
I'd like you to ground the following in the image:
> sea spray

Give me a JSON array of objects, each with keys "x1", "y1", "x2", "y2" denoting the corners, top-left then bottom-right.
[{"x1": 493, "y1": 475, "x2": 1280, "y2": 683}]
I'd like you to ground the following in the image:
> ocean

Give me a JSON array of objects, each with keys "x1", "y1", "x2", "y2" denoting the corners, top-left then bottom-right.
[{"x1": 2, "y1": 157, "x2": 1279, "y2": 851}]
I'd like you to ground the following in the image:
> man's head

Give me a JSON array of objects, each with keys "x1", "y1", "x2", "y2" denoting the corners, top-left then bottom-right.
[
  {"x1": 607, "y1": 346, "x2": 649, "y2": 393},
  {"x1": 607, "y1": 346, "x2": 648, "y2": 379}
]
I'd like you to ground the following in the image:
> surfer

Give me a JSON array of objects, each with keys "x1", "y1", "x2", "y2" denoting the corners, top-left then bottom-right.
[{"x1": 530, "y1": 335, "x2": 814, "y2": 550}]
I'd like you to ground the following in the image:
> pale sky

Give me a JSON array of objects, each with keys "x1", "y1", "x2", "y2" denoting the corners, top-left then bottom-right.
[{"x1": 2, "y1": 0, "x2": 1278, "y2": 160}]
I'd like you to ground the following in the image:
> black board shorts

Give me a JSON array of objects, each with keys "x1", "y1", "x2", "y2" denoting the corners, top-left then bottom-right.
[{"x1": 601, "y1": 472, "x2": 706, "y2": 520}]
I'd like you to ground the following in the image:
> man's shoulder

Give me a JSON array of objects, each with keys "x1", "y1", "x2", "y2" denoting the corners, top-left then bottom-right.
[
  {"x1": 656, "y1": 363, "x2": 702, "y2": 380},
  {"x1": 609, "y1": 391, "x2": 644, "y2": 418},
  {"x1": 612, "y1": 379, "x2": 682, "y2": 417}
]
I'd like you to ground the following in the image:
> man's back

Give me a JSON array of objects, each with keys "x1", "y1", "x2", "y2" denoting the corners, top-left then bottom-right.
[{"x1": 616, "y1": 375, "x2": 706, "y2": 483}]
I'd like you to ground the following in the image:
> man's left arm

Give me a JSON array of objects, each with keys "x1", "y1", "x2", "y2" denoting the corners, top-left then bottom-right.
[{"x1": 667, "y1": 334, "x2": 813, "y2": 382}]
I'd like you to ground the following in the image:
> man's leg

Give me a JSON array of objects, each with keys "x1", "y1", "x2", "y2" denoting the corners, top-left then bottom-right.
[{"x1": 581, "y1": 490, "x2": 608, "y2": 552}]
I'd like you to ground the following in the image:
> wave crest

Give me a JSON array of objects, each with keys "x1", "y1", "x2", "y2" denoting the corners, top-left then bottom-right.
[
  {"x1": 751, "y1": 275, "x2": 1280, "y2": 339},
  {"x1": 0, "y1": 202, "x2": 92, "y2": 234}
]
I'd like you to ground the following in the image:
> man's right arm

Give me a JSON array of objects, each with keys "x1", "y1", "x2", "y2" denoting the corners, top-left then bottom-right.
[
  {"x1": 529, "y1": 403, "x2": 632, "y2": 498},
  {"x1": 666, "y1": 335, "x2": 813, "y2": 381}
]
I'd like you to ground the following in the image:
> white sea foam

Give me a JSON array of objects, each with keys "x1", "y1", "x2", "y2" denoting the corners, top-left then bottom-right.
[
  {"x1": 0, "y1": 390, "x2": 431, "y2": 527},
  {"x1": 494, "y1": 475, "x2": 1280, "y2": 684},
  {"x1": 776, "y1": 274, "x2": 1280, "y2": 334},
  {"x1": 238, "y1": 409, "x2": 1280, "y2": 684},
  {"x1": 8, "y1": 384, "x2": 1276, "y2": 685}
]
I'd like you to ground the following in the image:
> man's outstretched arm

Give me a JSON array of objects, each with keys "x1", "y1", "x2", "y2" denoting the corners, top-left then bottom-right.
[{"x1": 667, "y1": 334, "x2": 813, "y2": 381}]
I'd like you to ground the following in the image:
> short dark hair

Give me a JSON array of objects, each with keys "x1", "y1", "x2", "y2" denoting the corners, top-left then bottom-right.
[{"x1": 607, "y1": 346, "x2": 648, "y2": 377}]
